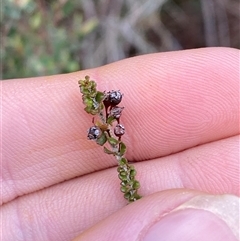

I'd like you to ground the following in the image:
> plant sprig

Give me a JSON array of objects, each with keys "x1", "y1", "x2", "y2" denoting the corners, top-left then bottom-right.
[{"x1": 78, "y1": 76, "x2": 142, "y2": 203}]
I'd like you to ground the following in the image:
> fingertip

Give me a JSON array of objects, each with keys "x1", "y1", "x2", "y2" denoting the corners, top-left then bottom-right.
[
  {"x1": 143, "y1": 209, "x2": 237, "y2": 241},
  {"x1": 72, "y1": 190, "x2": 196, "y2": 241},
  {"x1": 73, "y1": 191, "x2": 239, "y2": 241}
]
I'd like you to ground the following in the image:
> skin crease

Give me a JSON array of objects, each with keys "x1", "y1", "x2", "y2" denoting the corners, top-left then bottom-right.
[{"x1": 1, "y1": 47, "x2": 239, "y2": 241}]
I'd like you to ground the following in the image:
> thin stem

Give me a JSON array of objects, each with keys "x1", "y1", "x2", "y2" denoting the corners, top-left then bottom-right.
[{"x1": 98, "y1": 111, "x2": 105, "y2": 123}]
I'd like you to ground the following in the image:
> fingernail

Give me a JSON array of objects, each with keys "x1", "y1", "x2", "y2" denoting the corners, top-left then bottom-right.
[
  {"x1": 142, "y1": 194, "x2": 239, "y2": 241},
  {"x1": 142, "y1": 209, "x2": 237, "y2": 241}
]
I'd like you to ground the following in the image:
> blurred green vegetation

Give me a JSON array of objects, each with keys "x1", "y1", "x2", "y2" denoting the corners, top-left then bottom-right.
[
  {"x1": 3, "y1": 0, "x2": 98, "y2": 79},
  {"x1": 3, "y1": 0, "x2": 239, "y2": 79}
]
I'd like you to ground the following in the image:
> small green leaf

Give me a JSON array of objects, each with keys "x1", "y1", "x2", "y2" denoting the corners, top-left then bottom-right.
[
  {"x1": 80, "y1": 86, "x2": 90, "y2": 95},
  {"x1": 120, "y1": 171, "x2": 127, "y2": 176},
  {"x1": 120, "y1": 186, "x2": 128, "y2": 193},
  {"x1": 84, "y1": 106, "x2": 99, "y2": 115},
  {"x1": 124, "y1": 192, "x2": 131, "y2": 199},
  {"x1": 84, "y1": 106, "x2": 92, "y2": 114},
  {"x1": 83, "y1": 97, "x2": 93, "y2": 106},
  {"x1": 119, "y1": 142, "x2": 126, "y2": 156},
  {"x1": 118, "y1": 174, "x2": 128, "y2": 181},
  {"x1": 119, "y1": 157, "x2": 127, "y2": 165},
  {"x1": 129, "y1": 195, "x2": 137, "y2": 202},
  {"x1": 78, "y1": 79, "x2": 85, "y2": 85},
  {"x1": 133, "y1": 181, "x2": 140, "y2": 189},
  {"x1": 95, "y1": 91, "x2": 105, "y2": 103},
  {"x1": 103, "y1": 146, "x2": 116, "y2": 155},
  {"x1": 130, "y1": 169, "x2": 137, "y2": 177},
  {"x1": 107, "y1": 116, "x2": 116, "y2": 125},
  {"x1": 90, "y1": 109, "x2": 100, "y2": 115},
  {"x1": 108, "y1": 137, "x2": 119, "y2": 147},
  {"x1": 127, "y1": 180, "x2": 134, "y2": 186},
  {"x1": 96, "y1": 133, "x2": 107, "y2": 146},
  {"x1": 89, "y1": 80, "x2": 96, "y2": 87}
]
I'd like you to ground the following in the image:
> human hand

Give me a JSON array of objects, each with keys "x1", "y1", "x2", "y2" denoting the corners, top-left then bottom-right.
[{"x1": 2, "y1": 47, "x2": 239, "y2": 241}]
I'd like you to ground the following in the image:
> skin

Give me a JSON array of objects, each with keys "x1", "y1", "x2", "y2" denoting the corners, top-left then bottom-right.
[{"x1": 1, "y1": 47, "x2": 239, "y2": 241}]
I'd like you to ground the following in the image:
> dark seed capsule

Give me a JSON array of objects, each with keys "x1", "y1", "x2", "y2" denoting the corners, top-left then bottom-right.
[
  {"x1": 109, "y1": 106, "x2": 124, "y2": 119},
  {"x1": 87, "y1": 126, "x2": 101, "y2": 140},
  {"x1": 114, "y1": 124, "x2": 125, "y2": 137},
  {"x1": 104, "y1": 90, "x2": 122, "y2": 107}
]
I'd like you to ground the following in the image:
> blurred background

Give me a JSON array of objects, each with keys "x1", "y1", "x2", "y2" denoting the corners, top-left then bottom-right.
[{"x1": 3, "y1": 0, "x2": 239, "y2": 79}]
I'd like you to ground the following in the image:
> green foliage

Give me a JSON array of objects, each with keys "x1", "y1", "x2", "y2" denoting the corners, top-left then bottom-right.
[
  {"x1": 119, "y1": 142, "x2": 126, "y2": 156},
  {"x1": 3, "y1": 0, "x2": 238, "y2": 79},
  {"x1": 118, "y1": 157, "x2": 142, "y2": 202},
  {"x1": 96, "y1": 133, "x2": 107, "y2": 146},
  {"x1": 3, "y1": 0, "x2": 98, "y2": 79},
  {"x1": 108, "y1": 137, "x2": 119, "y2": 147},
  {"x1": 103, "y1": 146, "x2": 116, "y2": 155},
  {"x1": 107, "y1": 116, "x2": 116, "y2": 125},
  {"x1": 79, "y1": 76, "x2": 104, "y2": 115}
]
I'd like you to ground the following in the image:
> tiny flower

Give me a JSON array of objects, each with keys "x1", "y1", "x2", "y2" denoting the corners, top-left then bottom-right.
[
  {"x1": 104, "y1": 90, "x2": 122, "y2": 107},
  {"x1": 114, "y1": 124, "x2": 125, "y2": 137},
  {"x1": 109, "y1": 106, "x2": 124, "y2": 119},
  {"x1": 87, "y1": 126, "x2": 102, "y2": 140}
]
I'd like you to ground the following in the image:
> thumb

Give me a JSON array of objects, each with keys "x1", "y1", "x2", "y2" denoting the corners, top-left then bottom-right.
[{"x1": 72, "y1": 190, "x2": 239, "y2": 241}]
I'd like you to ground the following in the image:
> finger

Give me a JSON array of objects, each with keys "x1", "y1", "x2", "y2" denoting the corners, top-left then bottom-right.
[
  {"x1": 2, "y1": 47, "x2": 239, "y2": 203},
  {"x1": 2, "y1": 135, "x2": 239, "y2": 241},
  {"x1": 74, "y1": 192, "x2": 239, "y2": 241}
]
